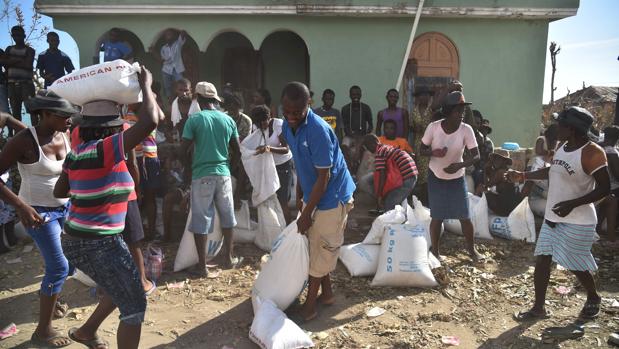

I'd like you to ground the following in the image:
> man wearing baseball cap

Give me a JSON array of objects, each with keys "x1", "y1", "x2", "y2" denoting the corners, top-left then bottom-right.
[
  {"x1": 507, "y1": 106, "x2": 610, "y2": 322},
  {"x1": 180, "y1": 82, "x2": 243, "y2": 275}
]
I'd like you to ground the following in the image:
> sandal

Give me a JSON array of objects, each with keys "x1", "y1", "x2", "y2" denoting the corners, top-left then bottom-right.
[
  {"x1": 542, "y1": 325, "x2": 584, "y2": 341},
  {"x1": 579, "y1": 300, "x2": 601, "y2": 319},
  {"x1": 513, "y1": 309, "x2": 552, "y2": 322},
  {"x1": 145, "y1": 280, "x2": 157, "y2": 296},
  {"x1": 31, "y1": 332, "x2": 72, "y2": 348},
  {"x1": 68, "y1": 328, "x2": 108, "y2": 349},
  {"x1": 53, "y1": 301, "x2": 69, "y2": 319}
]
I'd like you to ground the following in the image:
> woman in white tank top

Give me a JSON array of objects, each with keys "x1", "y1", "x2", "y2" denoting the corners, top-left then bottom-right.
[
  {"x1": 506, "y1": 107, "x2": 610, "y2": 322},
  {"x1": 0, "y1": 91, "x2": 78, "y2": 347}
]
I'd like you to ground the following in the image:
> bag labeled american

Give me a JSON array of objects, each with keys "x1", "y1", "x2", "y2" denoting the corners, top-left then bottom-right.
[{"x1": 49, "y1": 60, "x2": 142, "y2": 105}]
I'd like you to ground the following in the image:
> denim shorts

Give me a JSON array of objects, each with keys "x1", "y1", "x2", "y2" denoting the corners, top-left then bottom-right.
[
  {"x1": 138, "y1": 156, "x2": 162, "y2": 191},
  {"x1": 62, "y1": 234, "x2": 146, "y2": 325},
  {"x1": 189, "y1": 175, "x2": 236, "y2": 234}
]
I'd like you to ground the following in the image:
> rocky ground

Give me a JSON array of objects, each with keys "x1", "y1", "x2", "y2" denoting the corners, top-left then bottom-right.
[{"x1": 1, "y1": 199, "x2": 619, "y2": 349}]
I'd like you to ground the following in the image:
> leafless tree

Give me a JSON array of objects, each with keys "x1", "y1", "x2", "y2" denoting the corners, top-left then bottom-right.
[
  {"x1": 549, "y1": 42, "x2": 561, "y2": 104},
  {"x1": 2, "y1": 0, "x2": 49, "y2": 46}
]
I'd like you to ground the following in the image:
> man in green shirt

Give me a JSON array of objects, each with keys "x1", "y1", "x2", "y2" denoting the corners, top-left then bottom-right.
[{"x1": 180, "y1": 82, "x2": 243, "y2": 275}]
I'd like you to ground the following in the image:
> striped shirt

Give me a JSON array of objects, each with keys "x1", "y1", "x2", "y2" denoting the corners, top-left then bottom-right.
[
  {"x1": 375, "y1": 144, "x2": 418, "y2": 180},
  {"x1": 123, "y1": 110, "x2": 158, "y2": 158},
  {"x1": 63, "y1": 133, "x2": 134, "y2": 237}
]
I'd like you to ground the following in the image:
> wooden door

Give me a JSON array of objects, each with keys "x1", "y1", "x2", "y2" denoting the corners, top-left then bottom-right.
[{"x1": 410, "y1": 32, "x2": 459, "y2": 79}]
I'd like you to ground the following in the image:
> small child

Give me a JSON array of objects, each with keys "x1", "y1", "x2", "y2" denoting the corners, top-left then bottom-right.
[{"x1": 378, "y1": 119, "x2": 413, "y2": 154}]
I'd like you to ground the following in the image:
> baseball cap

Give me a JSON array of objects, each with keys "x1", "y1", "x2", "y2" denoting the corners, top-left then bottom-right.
[
  {"x1": 195, "y1": 82, "x2": 222, "y2": 102},
  {"x1": 556, "y1": 106, "x2": 594, "y2": 135}
]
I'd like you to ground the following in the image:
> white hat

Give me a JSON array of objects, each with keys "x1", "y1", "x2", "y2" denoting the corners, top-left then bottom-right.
[{"x1": 195, "y1": 82, "x2": 222, "y2": 102}]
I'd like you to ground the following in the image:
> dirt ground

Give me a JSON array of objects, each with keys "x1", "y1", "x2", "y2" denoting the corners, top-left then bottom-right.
[{"x1": 1, "y1": 197, "x2": 619, "y2": 349}]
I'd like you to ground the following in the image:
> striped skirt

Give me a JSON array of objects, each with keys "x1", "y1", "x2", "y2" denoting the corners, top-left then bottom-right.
[{"x1": 534, "y1": 222, "x2": 597, "y2": 271}]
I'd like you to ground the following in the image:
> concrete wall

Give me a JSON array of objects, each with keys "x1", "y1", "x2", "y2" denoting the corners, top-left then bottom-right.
[{"x1": 49, "y1": 13, "x2": 549, "y2": 145}]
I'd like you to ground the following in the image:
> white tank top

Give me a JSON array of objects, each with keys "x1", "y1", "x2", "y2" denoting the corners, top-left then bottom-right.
[
  {"x1": 545, "y1": 142, "x2": 598, "y2": 225},
  {"x1": 18, "y1": 127, "x2": 70, "y2": 207}
]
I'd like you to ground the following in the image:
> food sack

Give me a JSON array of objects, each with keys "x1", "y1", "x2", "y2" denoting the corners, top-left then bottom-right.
[
  {"x1": 241, "y1": 131, "x2": 280, "y2": 206},
  {"x1": 255, "y1": 195, "x2": 286, "y2": 251},
  {"x1": 371, "y1": 224, "x2": 438, "y2": 288},
  {"x1": 489, "y1": 198, "x2": 536, "y2": 243},
  {"x1": 529, "y1": 196, "x2": 546, "y2": 217},
  {"x1": 339, "y1": 243, "x2": 381, "y2": 277},
  {"x1": 444, "y1": 193, "x2": 493, "y2": 240},
  {"x1": 235, "y1": 200, "x2": 252, "y2": 230},
  {"x1": 252, "y1": 222, "x2": 309, "y2": 312},
  {"x1": 362, "y1": 205, "x2": 407, "y2": 244},
  {"x1": 173, "y1": 208, "x2": 223, "y2": 272},
  {"x1": 49, "y1": 60, "x2": 142, "y2": 105},
  {"x1": 235, "y1": 220, "x2": 258, "y2": 243},
  {"x1": 249, "y1": 297, "x2": 314, "y2": 349}
]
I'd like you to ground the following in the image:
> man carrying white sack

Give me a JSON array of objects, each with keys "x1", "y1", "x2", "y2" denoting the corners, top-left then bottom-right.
[
  {"x1": 180, "y1": 82, "x2": 244, "y2": 276},
  {"x1": 280, "y1": 82, "x2": 355, "y2": 322}
]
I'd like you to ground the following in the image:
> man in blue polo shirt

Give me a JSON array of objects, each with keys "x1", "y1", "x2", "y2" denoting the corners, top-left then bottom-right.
[
  {"x1": 281, "y1": 81, "x2": 355, "y2": 322},
  {"x1": 36, "y1": 32, "x2": 75, "y2": 87}
]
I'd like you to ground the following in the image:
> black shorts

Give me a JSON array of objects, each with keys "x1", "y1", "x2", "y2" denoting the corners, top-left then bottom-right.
[{"x1": 121, "y1": 200, "x2": 144, "y2": 244}]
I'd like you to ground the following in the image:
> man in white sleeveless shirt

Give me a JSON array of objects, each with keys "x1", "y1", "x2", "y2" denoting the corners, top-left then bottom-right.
[{"x1": 507, "y1": 107, "x2": 610, "y2": 322}]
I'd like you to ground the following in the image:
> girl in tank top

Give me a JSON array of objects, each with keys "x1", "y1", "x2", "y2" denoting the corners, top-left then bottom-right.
[
  {"x1": 507, "y1": 107, "x2": 610, "y2": 323},
  {"x1": 0, "y1": 91, "x2": 78, "y2": 347},
  {"x1": 376, "y1": 89, "x2": 409, "y2": 139}
]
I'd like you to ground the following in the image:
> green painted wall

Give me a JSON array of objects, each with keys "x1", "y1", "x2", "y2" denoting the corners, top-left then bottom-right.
[{"x1": 49, "y1": 13, "x2": 549, "y2": 146}]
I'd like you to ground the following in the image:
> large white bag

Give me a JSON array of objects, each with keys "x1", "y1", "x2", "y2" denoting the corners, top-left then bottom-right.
[
  {"x1": 371, "y1": 224, "x2": 438, "y2": 287},
  {"x1": 173, "y1": 209, "x2": 223, "y2": 272},
  {"x1": 249, "y1": 297, "x2": 314, "y2": 349},
  {"x1": 444, "y1": 193, "x2": 493, "y2": 240},
  {"x1": 49, "y1": 60, "x2": 142, "y2": 105},
  {"x1": 241, "y1": 131, "x2": 280, "y2": 206},
  {"x1": 235, "y1": 200, "x2": 252, "y2": 230},
  {"x1": 252, "y1": 222, "x2": 309, "y2": 312},
  {"x1": 529, "y1": 196, "x2": 546, "y2": 217},
  {"x1": 235, "y1": 220, "x2": 258, "y2": 243},
  {"x1": 489, "y1": 198, "x2": 536, "y2": 243},
  {"x1": 362, "y1": 205, "x2": 407, "y2": 244},
  {"x1": 339, "y1": 243, "x2": 381, "y2": 277},
  {"x1": 255, "y1": 195, "x2": 286, "y2": 251}
]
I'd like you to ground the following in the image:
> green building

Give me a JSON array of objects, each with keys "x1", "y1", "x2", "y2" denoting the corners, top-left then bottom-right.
[{"x1": 36, "y1": 0, "x2": 579, "y2": 145}]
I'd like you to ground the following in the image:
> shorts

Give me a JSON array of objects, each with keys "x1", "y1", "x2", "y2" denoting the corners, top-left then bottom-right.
[
  {"x1": 138, "y1": 156, "x2": 162, "y2": 191},
  {"x1": 276, "y1": 160, "x2": 292, "y2": 203},
  {"x1": 189, "y1": 175, "x2": 236, "y2": 234},
  {"x1": 121, "y1": 200, "x2": 144, "y2": 243},
  {"x1": 307, "y1": 200, "x2": 354, "y2": 278},
  {"x1": 62, "y1": 234, "x2": 146, "y2": 325}
]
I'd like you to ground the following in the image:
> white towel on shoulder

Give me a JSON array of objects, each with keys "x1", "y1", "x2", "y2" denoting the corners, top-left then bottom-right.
[{"x1": 171, "y1": 98, "x2": 201, "y2": 127}]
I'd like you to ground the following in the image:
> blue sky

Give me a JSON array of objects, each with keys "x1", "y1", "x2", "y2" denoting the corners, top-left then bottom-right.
[{"x1": 1, "y1": 0, "x2": 617, "y2": 104}]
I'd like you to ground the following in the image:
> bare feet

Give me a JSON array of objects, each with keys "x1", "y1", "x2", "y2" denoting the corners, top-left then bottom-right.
[
  {"x1": 142, "y1": 279, "x2": 154, "y2": 294},
  {"x1": 317, "y1": 293, "x2": 335, "y2": 306}
]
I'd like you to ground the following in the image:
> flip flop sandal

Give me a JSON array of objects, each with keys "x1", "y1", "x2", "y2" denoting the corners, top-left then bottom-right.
[
  {"x1": 542, "y1": 325, "x2": 584, "y2": 341},
  {"x1": 31, "y1": 332, "x2": 72, "y2": 348},
  {"x1": 579, "y1": 301, "x2": 601, "y2": 319},
  {"x1": 609, "y1": 332, "x2": 619, "y2": 346},
  {"x1": 513, "y1": 309, "x2": 552, "y2": 322},
  {"x1": 68, "y1": 328, "x2": 108, "y2": 349},
  {"x1": 53, "y1": 301, "x2": 69, "y2": 319},
  {"x1": 145, "y1": 280, "x2": 157, "y2": 296}
]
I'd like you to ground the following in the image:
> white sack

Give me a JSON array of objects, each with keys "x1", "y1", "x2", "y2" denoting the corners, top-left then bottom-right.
[
  {"x1": 241, "y1": 131, "x2": 280, "y2": 206},
  {"x1": 249, "y1": 297, "x2": 314, "y2": 349},
  {"x1": 49, "y1": 60, "x2": 142, "y2": 105},
  {"x1": 444, "y1": 193, "x2": 493, "y2": 240},
  {"x1": 371, "y1": 224, "x2": 438, "y2": 288},
  {"x1": 362, "y1": 205, "x2": 407, "y2": 244},
  {"x1": 489, "y1": 198, "x2": 536, "y2": 243},
  {"x1": 339, "y1": 243, "x2": 381, "y2": 277},
  {"x1": 234, "y1": 221, "x2": 258, "y2": 243},
  {"x1": 252, "y1": 222, "x2": 309, "y2": 312},
  {"x1": 173, "y1": 208, "x2": 223, "y2": 272},
  {"x1": 72, "y1": 269, "x2": 97, "y2": 288},
  {"x1": 235, "y1": 200, "x2": 252, "y2": 230},
  {"x1": 529, "y1": 196, "x2": 546, "y2": 217},
  {"x1": 255, "y1": 195, "x2": 286, "y2": 251}
]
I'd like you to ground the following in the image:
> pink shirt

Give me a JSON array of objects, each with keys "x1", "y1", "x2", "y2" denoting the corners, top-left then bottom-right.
[{"x1": 421, "y1": 120, "x2": 477, "y2": 180}]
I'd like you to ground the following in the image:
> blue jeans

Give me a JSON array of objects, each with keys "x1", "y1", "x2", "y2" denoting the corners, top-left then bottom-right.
[
  {"x1": 359, "y1": 173, "x2": 417, "y2": 211},
  {"x1": 190, "y1": 176, "x2": 236, "y2": 234},
  {"x1": 27, "y1": 205, "x2": 73, "y2": 296},
  {"x1": 62, "y1": 234, "x2": 146, "y2": 325},
  {"x1": 161, "y1": 69, "x2": 184, "y2": 101}
]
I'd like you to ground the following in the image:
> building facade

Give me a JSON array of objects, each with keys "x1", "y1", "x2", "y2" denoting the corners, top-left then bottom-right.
[{"x1": 36, "y1": 0, "x2": 579, "y2": 145}]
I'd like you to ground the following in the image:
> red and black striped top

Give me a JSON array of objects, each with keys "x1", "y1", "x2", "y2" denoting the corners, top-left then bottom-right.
[{"x1": 375, "y1": 144, "x2": 418, "y2": 180}]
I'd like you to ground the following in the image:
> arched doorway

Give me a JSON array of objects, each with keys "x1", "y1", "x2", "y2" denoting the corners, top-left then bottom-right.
[
  {"x1": 94, "y1": 28, "x2": 145, "y2": 65},
  {"x1": 150, "y1": 28, "x2": 200, "y2": 100},
  {"x1": 259, "y1": 31, "x2": 309, "y2": 114},
  {"x1": 203, "y1": 31, "x2": 258, "y2": 110},
  {"x1": 401, "y1": 32, "x2": 459, "y2": 111}
]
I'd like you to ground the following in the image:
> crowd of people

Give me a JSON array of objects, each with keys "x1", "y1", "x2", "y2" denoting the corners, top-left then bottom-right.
[{"x1": 1, "y1": 24, "x2": 618, "y2": 348}]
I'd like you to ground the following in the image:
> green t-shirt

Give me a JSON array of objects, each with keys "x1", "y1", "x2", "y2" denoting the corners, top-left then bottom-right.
[{"x1": 182, "y1": 109, "x2": 239, "y2": 179}]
